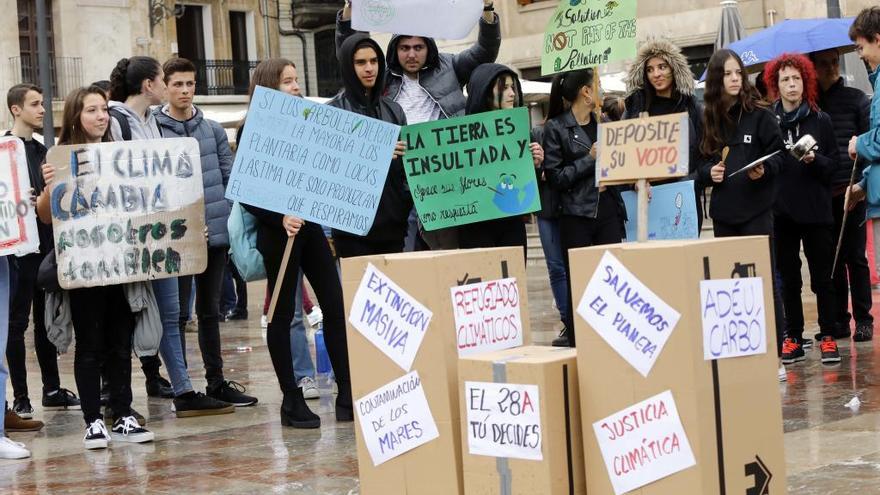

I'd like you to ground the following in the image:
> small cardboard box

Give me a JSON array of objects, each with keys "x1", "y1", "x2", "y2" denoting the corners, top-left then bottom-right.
[
  {"x1": 458, "y1": 346, "x2": 585, "y2": 495},
  {"x1": 569, "y1": 237, "x2": 786, "y2": 495},
  {"x1": 342, "y1": 247, "x2": 531, "y2": 495}
]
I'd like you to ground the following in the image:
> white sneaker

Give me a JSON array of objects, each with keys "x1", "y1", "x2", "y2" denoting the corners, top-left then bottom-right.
[
  {"x1": 778, "y1": 363, "x2": 787, "y2": 382},
  {"x1": 110, "y1": 416, "x2": 154, "y2": 443},
  {"x1": 306, "y1": 306, "x2": 323, "y2": 328},
  {"x1": 299, "y1": 376, "x2": 320, "y2": 400},
  {"x1": 0, "y1": 436, "x2": 31, "y2": 459},
  {"x1": 260, "y1": 315, "x2": 268, "y2": 329},
  {"x1": 83, "y1": 418, "x2": 110, "y2": 450}
]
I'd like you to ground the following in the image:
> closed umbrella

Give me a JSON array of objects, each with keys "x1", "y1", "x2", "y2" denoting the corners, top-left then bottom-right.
[{"x1": 715, "y1": 0, "x2": 746, "y2": 51}]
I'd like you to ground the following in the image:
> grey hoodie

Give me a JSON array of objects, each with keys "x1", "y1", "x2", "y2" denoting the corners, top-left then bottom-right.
[{"x1": 109, "y1": 100, "x2": 162, "y2": 141}]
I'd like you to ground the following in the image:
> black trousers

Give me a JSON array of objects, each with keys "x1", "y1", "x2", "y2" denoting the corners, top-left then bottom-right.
[
  {"x1": 229, "y1": 260, "x2": 248, "y2": 313},
  {"x1": 178, "y1": 246, "x2": 227, "y2": 388},
  {"x1": 559, "y1": 193, "x2": 624, "y2": 347},
  {"x1": 70, "y1": 286, "x2": 135, "y2": 425},
  {"x1": 831, "y1": 195, "x2": 873, "y2": 326},
  {"x1": 334, "y1": 235, "x2": 404, "y2": 258},
  {"x1": 458, "y1": 217, "x2": 528, "y2": 260},
  {"x1": 7, "y1": 252, "x2": 60, "y2": 399},
  {"x1": 260, "y1": 223, "x2": 350, "y2": 393},
  {"x1": 713, "y1": 213, "x2": 786, "y2": 355}
]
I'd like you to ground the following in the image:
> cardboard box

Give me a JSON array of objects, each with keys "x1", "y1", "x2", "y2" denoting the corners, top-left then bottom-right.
[
  {"x1": 458, "y1": 346, "x2": 585, "y2": 495},
  {"x1": 569, "y1": 237, "x2": 786, "y2": 495},
  {"x1": 342, "y1": 247, "x2": 531, "y2": 495}
]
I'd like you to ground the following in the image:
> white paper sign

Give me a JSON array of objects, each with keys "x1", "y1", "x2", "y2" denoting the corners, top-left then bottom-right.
[
  {"x1": 451, "y1": 277, "x2": 524, "y2": 357},
  {"x1": 700, "y1": 277, "x2": 767, "y2": 360},
  {"x1": 577, "y1": 251, "x2": 681, "y2": 377},
  {"x1": 0, "y1": 137, "x2": 40, "y2": 257},
  {"x1": 352, "y1": 0, "x2": 484, "y2": 40},
  {"x1": 349, "y1": 263, "x2": 433, "y2": 371},
  {"x1": 465, "y1": 381, "x2": 542, "y2": 461},
  {"x1": 356, "y1": 370, "x2": 440, "y2": 466},
  {"x1": 593, "y1": 390, "x2": 696, "y2": 495}
]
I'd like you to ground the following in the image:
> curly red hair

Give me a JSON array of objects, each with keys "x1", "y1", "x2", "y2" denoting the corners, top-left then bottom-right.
[{"x1": 762, "y1": 53, "x2": 819, "y2": 110}]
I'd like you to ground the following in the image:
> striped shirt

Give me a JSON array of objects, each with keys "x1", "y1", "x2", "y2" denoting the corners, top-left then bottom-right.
[{"x1": 395, "y1": 74, "x2": 442, "y2": 124}]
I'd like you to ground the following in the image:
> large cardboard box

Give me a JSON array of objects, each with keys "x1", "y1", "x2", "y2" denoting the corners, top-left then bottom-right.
[
  {"x1": 342, "y1": 247, "x2": 531, "y2": 495},
  {"x1": 569, "y1": 237, "x2": 786, "y2": 494},
  {"x1": 458, "y1": 346, "x2": 585, "y2": 495}
]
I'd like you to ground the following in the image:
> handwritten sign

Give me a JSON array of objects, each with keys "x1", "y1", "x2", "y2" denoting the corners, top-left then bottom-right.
[
  {"x1": 0, "y1": 137, "x2": 39, "y2": 256},
  {"x1": 597, "y1": 113, "x2": 689, "y2": 185},
  {"x1": 349, "y1": 263, "x2": 433, "y2": 372},
  {"x1": 451, "y1": 277, "x2": 523, "y2": 357},
  {"x1": 700, "y1": 277, "x2": 767, "y2": 360},
  {"x1": 541, "y1": 0, "x2": 638, "y2": 76},
  {"x1": 577, "y1": 251, "x2": 680, "y2": 377},
  {"x1": 353, "y1": 0, "x2": 483, "y2": 40},
  {"x1": 226, "y1": 86, "x2": 400, "y2": 236},
  {"x1": 621, "y1": 180, "x2": 699, "y2": 242},
  {"x1": 465, "y1": 381, "x2": 542, "y2": 461},
  {"x1": 356, "y1": 370, "x2": 440, "y2": 466},
  {"x1": 593, "y1": 390, "x2": 696, "y2": 495},
  {"x1": 402, "y1": 107, "x2": 539, "y2": 230},
  {"x1": 46, "y1": 138, "x2": 207, "y2": 289}
]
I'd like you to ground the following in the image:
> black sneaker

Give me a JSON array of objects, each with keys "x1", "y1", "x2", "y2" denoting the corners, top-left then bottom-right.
[
  {"x1": 854, "y1": 323, "x2": 874, "y2": 342},
  {"x1": 207, "y1": 380, "x2": 258, "y2": 407},
  {"x1": 173, "y1": 392, "x2": 236, "y2": 418},
  {"x1": 780, "y1": 338, "x2": 805, "y2": 364},
  {"x1": 146, "y1": 376, "x2": 175, "y2": 399},
  {"x1": 226, "y1": 310, "x2": 249, "y2": 321},
  {"x1": 551, "y1": 328, "x2": 570, "y2": 347},
  {"x1": 12, "y1": 398, "x2": 34, "y2": 420},
  {"x1": 820, "y1": 336, "x2": 842, "y2": 364},
  {"x1": 110, "y1": 416, "x2": 154, "y2": 443},
  {"x1": 42, "y1": 388, "x2": 81, "y2": 410},
  {"x1": 105, "y1": 407, "x2": 146, "y2": 427},
  {"x1": 83, "y1": 419, "x2": 110, "y2": 450}
]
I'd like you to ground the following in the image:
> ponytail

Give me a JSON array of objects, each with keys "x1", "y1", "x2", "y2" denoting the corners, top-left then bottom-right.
[
  {"x1": 546, "y1": 68, "x2": 595, "y2": 121},
  {"x1": 108, "y1": 56, "x2": 161, "y2": 102}
]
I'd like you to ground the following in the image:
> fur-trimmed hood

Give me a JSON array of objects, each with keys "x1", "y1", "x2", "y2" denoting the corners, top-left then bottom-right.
[{"x1": 624, "y1": 39, "x2": 695, "y2": 97}]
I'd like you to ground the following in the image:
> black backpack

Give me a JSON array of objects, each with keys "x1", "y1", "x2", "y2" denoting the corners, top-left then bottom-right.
[{"x1": 108, "y1": 107, "x2": 132, "y2": 141}]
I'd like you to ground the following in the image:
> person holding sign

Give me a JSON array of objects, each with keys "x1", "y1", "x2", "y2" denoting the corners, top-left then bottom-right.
[
  {"x1": 697, "y1": 49, "x2": 787, "y2": 357},
  {"x1": 542, "y1": 68, "x2": 625, "y2": 347},
  {"x1": 457, "y1": 63, "x2": 544, "y2": 257},
  {"x1": 329, "y1": 34, "x2": 411, "y2": 257},
  {"x1": 240, "y1": 59, "x2": 353, "y2": 429}
]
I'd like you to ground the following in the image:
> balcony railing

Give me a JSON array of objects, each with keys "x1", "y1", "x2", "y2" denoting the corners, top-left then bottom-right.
[
  {"x1": 8, "y1": 56, "x2": 83, "y2": 100},
  {"x1": 193, "y1": 59, "x2": 259, "y2": 96}
]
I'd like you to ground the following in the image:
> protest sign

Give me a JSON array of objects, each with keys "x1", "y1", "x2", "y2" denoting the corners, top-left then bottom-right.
[
  {"x1": 541, "y1": 0, "x2": 638, "y2": 76},
  {"x1": 352, "y1": 0, "x2": 483, "y2": 40},
  {"x1": 226, "y1": 86, "x2": 400, "y2": 236},
  {"x1": 576, "y1": 250, "x2": 681, "y2": 377},
  {"x1": 593, "y1": 390, "x2": 696, "y2": 495},
  {"x1": 451, "y1": 277, "x2": 524, "y2": 357},
  {"x1": 465, "y1": 381, "x2": 542, "y2": 461},
  {"x1": 401, "y1": 107, "x2": 539, "y2": 231},
  {"x1": 46, "y1": 138, "x2": 207, "y2": 289},
  {"x1": 700, "y1": 277, "x2": 767, "y2": 361},
  {"x1": 356, "y1": 370, "x2": 440, "y2": 466},
  {"x1": 596, "y1": 112, "x2": 689, "y2": 186},
  {"x1": 0, "y1": 137, "x2": 39, "y2": 256},
  {"x1": 349, "y1": 262, "x2": 433, "y2": 372},
  {"x1": 621, "y1": 180, "x2": 699, "y2": 242}
]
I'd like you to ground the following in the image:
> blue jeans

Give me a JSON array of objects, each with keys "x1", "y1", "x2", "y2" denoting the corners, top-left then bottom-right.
[
  {"x1": 0, "y1": 257, "x2": 9, "y2": 436},
  {"x1": 152, "y1": 277, "x2": 193, "y2": 395},
  {"x1": 291, "y1": 270, "x2": 315, "y2": 382},
  {"x1": 538, "y1": 217, "x2": 569, "y2": 324}
]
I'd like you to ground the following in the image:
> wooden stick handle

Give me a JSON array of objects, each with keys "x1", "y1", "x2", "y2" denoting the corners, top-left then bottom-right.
[
  {"x1": 833, "y1": 156, "x2": 860, "y2": 279},
  {"x1": 267, "y1": 235, "x2": 295, "y2": 324},
  {"x1": 636, "y1": 179, "x2": 649, "y2": 243}
]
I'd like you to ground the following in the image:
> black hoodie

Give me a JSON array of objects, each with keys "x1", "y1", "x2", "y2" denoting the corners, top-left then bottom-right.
[
  {"x1": 329, "y1": 34, "x2": 412, "y2": 242},
  {"x1": 464, "y1": 64, "x2": 523, "y2": 115}
]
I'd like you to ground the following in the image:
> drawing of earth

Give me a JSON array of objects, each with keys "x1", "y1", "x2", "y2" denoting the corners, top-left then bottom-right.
[{"x1": 361, "y1": 0, "x2": 395, "y2": 26}]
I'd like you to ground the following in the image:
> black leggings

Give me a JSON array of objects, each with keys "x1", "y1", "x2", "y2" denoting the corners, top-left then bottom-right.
[
  {"x1": 334, "y1": 235, "x2": 404, "y2": 258},
  {"x1": 260, "y1": 223, "x2": 350, "y2": 393},
  {"x1": 178, "y1": 246, "x2": 227, "y2": 387},
  {"x1": 458, "y1": 217, "x2": 528, "y2": 260}
]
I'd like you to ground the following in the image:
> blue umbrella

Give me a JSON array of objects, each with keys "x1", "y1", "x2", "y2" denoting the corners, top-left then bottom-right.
[{"x1": 700, "y1": 17, "x2": 855, "y2": 80}]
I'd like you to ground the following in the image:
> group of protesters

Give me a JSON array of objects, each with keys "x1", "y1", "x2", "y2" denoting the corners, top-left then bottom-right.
[{"x1": 0, "y1": 0, "x2": 879, "y2": 461}]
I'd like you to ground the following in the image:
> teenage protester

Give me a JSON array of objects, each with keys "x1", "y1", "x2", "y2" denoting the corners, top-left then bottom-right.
[
  {"x1": 846, "y1": 9, "x2": 880, "y2": 324},
  {"x1": 109, "y1": 56, "x2": 255, "y2": 410},
  {"x1": 543, "y1": 69, "x2": 625, "y2": 348},
  {"x1": 812, "y1": 48, "x2": 875, "y2": 342},
  {"x1": 5, "y1": 84, "x2": 80, "y2": 420},
  {"x1": 763, "y1": 53, "x2": 841, "y2": 364},
  {"x1": 329, "y1": 35, "x2": 411, "y2": 257},
  {"x1": 337, "y1": 0, "x2": 501, "y2": 250},
  {"x1": 457, "y1": 64, "x2": 544, "y2": 256},
  {"x1": 696, "y1": 49, "x2": 788, "y2": 365},
  {"x1": 601, "y1": 96, "x2": 625, "y2": 122},
  {"x1": 37, "y1": 85, "x2": 154, "y2": 448},
  {"x1": 239, "y1": 59, "x2": 352, "y2": 428}
]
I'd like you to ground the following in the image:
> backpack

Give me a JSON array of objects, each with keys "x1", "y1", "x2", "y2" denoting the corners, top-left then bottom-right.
[
  {"x1": 109, "y1": 107, "x2": 132, "y2": 141},
  {"x1": 227, "y1": 202, "x2": 266, "y2": 281}
]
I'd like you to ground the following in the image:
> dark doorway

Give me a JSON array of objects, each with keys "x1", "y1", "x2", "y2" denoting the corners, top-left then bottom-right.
[
  {"x1": 229, "y1": 11, "x2": 250, "y2": 94},
  {"x1": 17, "y1": 0, "x2": 56, "y2": 95},
  {"x1": 315, "y1": 29, "x2": 342, "y2": 97},
  {"x1": 176, "y1": 4, "x2": 208, "y2": 93}
]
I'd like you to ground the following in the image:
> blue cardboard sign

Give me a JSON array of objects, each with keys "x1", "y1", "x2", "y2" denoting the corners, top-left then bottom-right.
[
  {"x1": 226, "y1": 86, "x2": 401, "y2": 235},
  {"x1": 621, "y1": 180, "x2": 699, "y2": 242}
]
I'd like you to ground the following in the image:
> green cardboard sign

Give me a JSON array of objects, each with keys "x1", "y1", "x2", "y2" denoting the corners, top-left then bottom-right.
[
  {"x1": 541, "y1": 0, "x2": 638, "y2": 76},
  {"x1": 401, "y1": 107, "x2": 540, "y2": 231}
]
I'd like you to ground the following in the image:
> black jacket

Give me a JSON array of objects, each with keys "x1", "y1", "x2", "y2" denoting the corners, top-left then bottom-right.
[
  {"x1": 532, "y1": 125, "x2": 560, "y2": 219},
  {"x1": 329, "y1": 34, "x2": 412, "y2": 243},
  {"x1": 698, "y1": 105, "x2": 785, "y2": 225},
  {"x1": 817, "y1": 77, "x2": 871, "y2": 187},
  {"x1": 772, "y1": 102, "x2": 838, "y2": 225},
  {"x1": 5, "y1": 131, "x2": 51, "y2": 253}
]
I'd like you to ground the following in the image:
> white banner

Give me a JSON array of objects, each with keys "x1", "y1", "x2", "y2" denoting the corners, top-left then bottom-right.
[
  {"x1": 465, "y1": 381, "x2": 542, "y2": 461},
  {"x1": 700, "y1": 277, "x2": 767, "y2": 360},
  {"x1": 451, "y1": 277, "x2": 523, "y2": 357},
  {"x1": 352, "y1": 0, "x2": 484, "y2": 40},
  {"x1": 0, "y1": 137, "x2": 39, "y2": 257}
]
